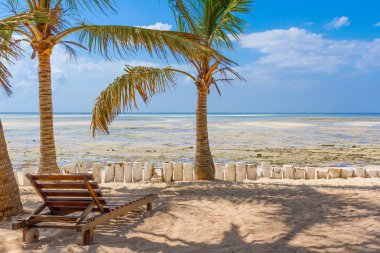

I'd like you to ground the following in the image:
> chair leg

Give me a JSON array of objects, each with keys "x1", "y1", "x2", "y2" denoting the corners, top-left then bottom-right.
[
  {"x1": 147, "y1": 203, "x2": 152, "y2": 211},
  {"x1": 82, "y1": 227, "x2": 95, "y2": 245},
  {"x1": 23, "y1": 227, "x2": 40, "y2": 244}
]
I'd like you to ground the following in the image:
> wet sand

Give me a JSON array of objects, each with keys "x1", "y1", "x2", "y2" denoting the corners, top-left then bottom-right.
[{"x1": 2, "y1": 114, "x2": 380, "y2": 169}]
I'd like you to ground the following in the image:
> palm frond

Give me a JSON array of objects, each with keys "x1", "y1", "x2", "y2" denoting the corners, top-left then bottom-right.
[
  {"x1": 62, "y1": 0, "x2": 116, "y2": 15},
  {"x1": 208, "y1": 0, "x2": 252, "y2": 49},
  {"x1": 91, "y1": 65, "x2": 181, "y2": 136},
  {"x1": 56, "y1": 25, "x2": 230, "y2": 64},
  {"x1": 0, "y1": 31, "x2": 22, "y2": 96},
  {"x1": 170, "y1": 0, "x2": 251, "y2": 49}
]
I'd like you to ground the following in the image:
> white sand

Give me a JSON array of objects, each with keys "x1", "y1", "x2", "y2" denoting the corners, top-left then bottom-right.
[{"x1": 0, "y1": 178, "x2": 379, "y2": 253}]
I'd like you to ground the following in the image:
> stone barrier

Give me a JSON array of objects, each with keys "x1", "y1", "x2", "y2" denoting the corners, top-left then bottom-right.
[
  {"x1": 271, "y1": 166, "x2": 283, "y2": 179},
  {"x1": 144, "y1": 162, "x2": 154, "y2": 181},
  {"x1": 247, "y1": 164, "x2": 257, "y2": 180},
  {"x1": 114, "y1": 163, "x2": 124, "y2": 182},
  {"x1": 183, "y1": 163, "x2": 194, "y2": 181},
  {"x1": 105, "y1": 163, "x2": 115, "y2": 183},
  {"x1": 124, "y1": 162, "x2": 133, "y2": 183},
  {"x1": 236, "y1": 162, "x2": 247, "y2": 182},
  {"x1": 92, "y1": 162, "x2": 102, "y2": 183},
  {"x1": 283, "y1": 165, "x2": 294, "y2": 179},
  {"x1": 173, "y1": 162, "x2": 184, "y2": 181},
  {"x1": 133, "y1": 162, "x2": 143, "y2": 182},
  {"x1": 225, "y1": 162, "x2": 236, "y2": 182},
  {"x1": 163, "y1": 162, "x2": 173, "y2": 182},
  {"x1": 215, "y1": 163, "x2": 225, "y2": 180},
  {"x1": 16, "y1": 161, "x2": 380, "y2": 186}
]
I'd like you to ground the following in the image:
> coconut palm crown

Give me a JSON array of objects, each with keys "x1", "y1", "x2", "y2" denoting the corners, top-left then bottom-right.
[
  {"x1": 91, "y1": 0, "x2": 251, "y2": 180},
  {"x1": 1, "y1": 0, "x2": 223, "y2": 174}
]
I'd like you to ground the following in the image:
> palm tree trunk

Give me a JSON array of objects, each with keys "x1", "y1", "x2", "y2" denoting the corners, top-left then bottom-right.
[
  {"x1": 194, "y1": 90, "x2": 215, "y2": 180},
  {"x1": 37, "y1": 53, "x2": 60, "y2": 174},
  {"x1": 0, "y1": 119, "x2": 23, "y2": 217}
]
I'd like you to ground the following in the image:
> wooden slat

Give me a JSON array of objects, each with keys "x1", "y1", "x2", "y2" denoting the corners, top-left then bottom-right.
[
  {"x1": 84, "y1": 179, "x2": 105, "y2": 213},
  {"x1": 36, "y1": 182, "x2": 99, "y2": 189},
  {"x1": 46, "y1": 201, "x2": 93, "y2": 207},
  {"x1": 52, "y1": 206, "x2": 102, "y2": 214},
  {"x1": 42, "y1": 189, "x2": 102, "y2": 197},
  {"x1": 27, "y1": 174, "x2": 95, "y2": 181},
  {"x1": 33, "y1": 223, "x2": 79, "y2": 230},
  {"x1": 79, "y1": 194, "x2": 158, "y2": 231},
  {"x1": 30, "y1": 215, "x2": 79, "y2": 223},
  {"x1": 46, "y1": 197, "x2": 107, "y2": 204},
  {"x1": 76, "y1": 203, "x2": 95, "y2": 224}
]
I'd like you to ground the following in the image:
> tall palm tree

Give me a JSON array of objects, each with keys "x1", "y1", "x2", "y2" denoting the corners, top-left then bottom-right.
[
  {"x1": 91, "y1": 0, "x2": 251, "y2": 180},
  {"x1": 0, "y1": 32, "x2": 23, "y2": 217},
  {"x1": 1, "y1": 0, "x2": 221, "y2": 174}
]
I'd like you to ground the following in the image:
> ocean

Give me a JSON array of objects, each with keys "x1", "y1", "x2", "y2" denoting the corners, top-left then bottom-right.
[{"x1": 1, "y1": 113, "x2": 380, "y2": 169}]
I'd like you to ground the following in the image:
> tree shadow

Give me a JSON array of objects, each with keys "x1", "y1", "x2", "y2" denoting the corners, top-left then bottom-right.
[{"x1": 2, "y1": 181, "x2": 379, "y2": 252}]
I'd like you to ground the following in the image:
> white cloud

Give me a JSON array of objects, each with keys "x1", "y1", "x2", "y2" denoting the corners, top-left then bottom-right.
[
  {"x1": 239, "y1": 27, "x2": 380, "y2": 74},
  {"x1": 139, "y1": 22, "x2": 172, "y2": 31},
  {"x1": 326, "y1": 16, "x2": 350, "y2": 29},
  {"x1": 374, "y1": 22, "x2": 380, "y2": 27}
]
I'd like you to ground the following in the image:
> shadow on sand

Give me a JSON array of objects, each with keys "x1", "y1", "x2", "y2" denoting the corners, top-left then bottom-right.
[{"x1": 2, "y1": 181, "x2": 379, "y2": 253}]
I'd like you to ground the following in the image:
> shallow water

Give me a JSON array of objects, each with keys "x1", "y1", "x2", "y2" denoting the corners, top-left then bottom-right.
[{"x1": 2, "y1": 113, "x2": 380, "y2": 169}]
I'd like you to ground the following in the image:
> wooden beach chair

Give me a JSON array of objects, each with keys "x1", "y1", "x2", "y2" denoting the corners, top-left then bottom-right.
[{"x1": 12, "y1": 174, "x2": 158, "y2": 245}]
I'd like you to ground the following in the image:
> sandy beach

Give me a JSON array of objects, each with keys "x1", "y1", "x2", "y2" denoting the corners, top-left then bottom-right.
[{"x1": 0, "y1": 179, "x2": 379, "y2": 253}]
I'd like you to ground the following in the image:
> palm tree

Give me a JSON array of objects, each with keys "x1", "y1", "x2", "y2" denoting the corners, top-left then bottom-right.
[
  {"x1": 91, "y1": 0, "x2": 251, "y2": 180},
  {"x1": 0, "y1": 32, "x2": 23, "y2": 217},
  {"x1": 1, "y1": 0, "x2": 221, "y2": 174}
]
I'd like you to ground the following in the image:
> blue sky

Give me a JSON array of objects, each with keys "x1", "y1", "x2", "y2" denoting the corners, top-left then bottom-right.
[{"x1": 1, "y1": 0, "x2": 380, "y2": 113}]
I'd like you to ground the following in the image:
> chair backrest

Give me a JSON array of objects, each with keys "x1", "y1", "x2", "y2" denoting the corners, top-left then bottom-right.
[{"x1": 26, "y1": 174, "x2": 107, "y2": 213}]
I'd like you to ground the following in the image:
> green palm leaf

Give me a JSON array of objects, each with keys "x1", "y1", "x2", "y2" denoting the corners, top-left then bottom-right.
[
  {"x1": 58, "y1": 25, "x2": 228, "y2": 63},
  {"x1": 92, "y1": 65, "x2": 183, "y2": 135},
  {"x1": 0, "y1": 28, "x2": 22, "y2": 96}
]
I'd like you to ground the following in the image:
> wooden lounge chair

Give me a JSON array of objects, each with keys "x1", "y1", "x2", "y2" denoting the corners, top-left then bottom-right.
[{"x1": 12, "y1": 173, "x2": 158, "y2": 245}]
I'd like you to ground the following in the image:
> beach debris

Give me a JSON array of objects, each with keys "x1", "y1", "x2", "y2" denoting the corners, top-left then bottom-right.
[
  {"x1": 133, "y1": 162, "x2": 143, "y2": 182},
  {"x1": 92, "y1": 162, "x2": 102, "y2": 183},
  {"x1": 114, "y1": 163, "x2": 124, "y2": 182},
  {"x1": 214, "y1": 163, "x2": 225, "y2": 180},
  {"x1": 144, "y1": 162, "x2": 154, "y2": 181},
  {"x1": 305, "y1": 167, "x2": 316, "y2": 179},
  {"x1": 328, "y1": 167, "x2": 342, "y2": 179},
  {"x1": 225, "y1": 162, "x2": 236, "y2": 182},
  {"x1": 105, "y1": 163, "x2": 115, "y2": 183},
  {"x1": 353, "y1": 167, "x2": 366, "y2": 178},
  {"x1": 283, "y1": 165, "x2": 295, "y2": 179},
  {"x1": 123, "y1": 162, "x2": 133, "y2": 183},
  {"x1": 259, "y1": 162, "x2": 271, "y2": 178},
  {"x1": 236, "y1": 162, "x2": 247, "y2": 182},
  {"x1": 257, "y1": 154, "x2": 262, "y2": 158},
  {"x1": 163, "y1": 162, "x2": 173, "y2": 182},
  {"x1": 271, "y1": 166, "x2": 283, "y2": 179},
  {"x1": 247, "y1": 164, "x2": 257, "y2": 180},
  {"x1": 173, "y1": 162, "x2": 184, "y2": 181},
  {"x1": 183, "y1": 163, "x2": 194, "y2": 181}
]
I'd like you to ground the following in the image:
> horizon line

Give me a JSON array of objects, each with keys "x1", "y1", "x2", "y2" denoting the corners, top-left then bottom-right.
[{"x1": 1, "y1": 112, "x2": 380, "y2": 114}]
